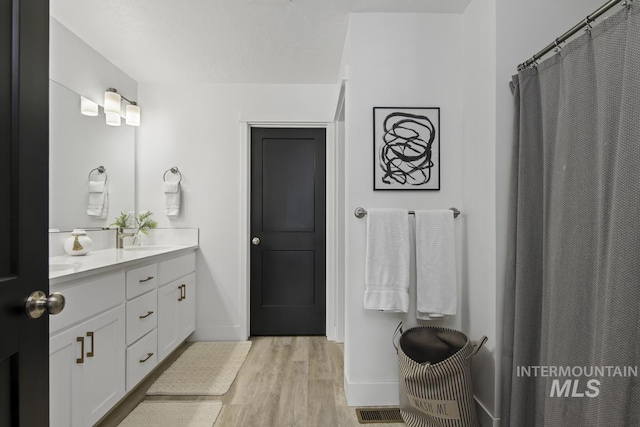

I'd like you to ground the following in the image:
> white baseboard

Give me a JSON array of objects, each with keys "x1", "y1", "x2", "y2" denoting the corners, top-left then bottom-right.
[
  {"x1": 344, "y1": 377, "x2": 400, "y2": 407},
  {"x1": 343, "y1": 376, "x2": 501, "y2": 427},
  {"x1": 191, "y1": 325, "x2": 246, "y2": 341}
]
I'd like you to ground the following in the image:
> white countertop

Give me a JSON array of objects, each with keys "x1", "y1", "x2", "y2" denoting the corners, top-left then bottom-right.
[{"x1": 49, "y1": 245, "x2": 198, "y2": 283}]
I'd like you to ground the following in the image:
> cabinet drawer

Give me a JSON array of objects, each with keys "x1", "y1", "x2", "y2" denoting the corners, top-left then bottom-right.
[
  {"x1": 126, "y1": 329, "x2": 158, "y2": 391},
  {"x1": 159, "y1": 252, "x2": 195, "y2": 285},
  {"x1": 50, "y1": 272, "x2": 125, "y2": 334},
  {"x1": 126, "y1": 290, "x2": 158, "y2": 345},
  {"x1": 126, "y1": 264, "x2": 158, "y2": 300}
]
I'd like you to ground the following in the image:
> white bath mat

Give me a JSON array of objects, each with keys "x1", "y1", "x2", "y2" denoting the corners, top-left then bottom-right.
[
  {"x1": 147, "y1": 341, "x2": 252, "y2": 395},
  {"x1": 118, "y1": 401, "x2": 222, "y2": 427}
]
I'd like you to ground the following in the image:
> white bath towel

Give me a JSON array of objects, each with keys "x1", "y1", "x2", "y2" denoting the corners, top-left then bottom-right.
[
  {"x1": 414, "y1": 210, "x2": 457, "y2": 320},
  {"x1": 87, "y1": 180, "x2": 108, "y2": 218},
  {"x1": 364, "y1": 209, "x2": 410, "y2": 312},
  {"x1": 164, "y1": 181, "x2": 181, "y2": 217}
]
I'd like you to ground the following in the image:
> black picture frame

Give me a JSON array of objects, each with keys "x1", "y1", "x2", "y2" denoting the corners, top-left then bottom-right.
[{"x1": 373, "y1": 107, "x2": 440, "y2": 191}]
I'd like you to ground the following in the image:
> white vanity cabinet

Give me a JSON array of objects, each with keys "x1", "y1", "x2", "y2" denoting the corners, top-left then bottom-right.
[{"x1": 49, "y1": 247, "x2": 197, "y2": 427}]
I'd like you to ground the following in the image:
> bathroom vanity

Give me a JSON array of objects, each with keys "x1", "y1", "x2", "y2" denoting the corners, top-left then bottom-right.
[{"x1": 48, "y1": 245, "x2": 197, "y2": 427}]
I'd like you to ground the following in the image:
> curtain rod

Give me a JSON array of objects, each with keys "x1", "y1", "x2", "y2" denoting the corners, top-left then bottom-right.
[{"x1": 518, "y1": 0, "x2": 629, "y2": 71}]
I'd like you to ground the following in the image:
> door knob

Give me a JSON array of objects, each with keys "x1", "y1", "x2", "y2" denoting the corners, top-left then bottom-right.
[
  {"x1": 252, "y1": 237, "x2": 261, "y2": 246},
  {"x1": 25, "y1": 291, "x2": 66, "y2": 319}
]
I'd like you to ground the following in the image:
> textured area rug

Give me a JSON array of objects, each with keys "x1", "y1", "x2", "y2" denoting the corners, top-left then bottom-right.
[
  {"x1": 147, "y1": 341, "x2": 252, "y2": 395},
  {"x1": 118, "y1": 401, "x2": 222, "y2": 426}
]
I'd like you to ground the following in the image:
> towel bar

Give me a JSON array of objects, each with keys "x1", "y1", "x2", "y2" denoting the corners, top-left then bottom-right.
[{"x1": 354, "y1": 207, "x2": 460, "y2": 219}]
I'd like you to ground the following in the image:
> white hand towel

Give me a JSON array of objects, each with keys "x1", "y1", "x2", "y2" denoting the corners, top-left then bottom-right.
[
  {"x1": 99, "y1": 191, "x2": 109, "y2": 219},
  {"x1": 364, "y1": 209, "x2": 410, "y2": 312},
  {"x1": 415, "y1": 210, "x2": 457, "y2": 320},
  {"x1": 87, "y1": 180, "x2": 108, "y2": 217},
  {"x1": 164, "y1": 181, "x2": 181, "y2": 217}
]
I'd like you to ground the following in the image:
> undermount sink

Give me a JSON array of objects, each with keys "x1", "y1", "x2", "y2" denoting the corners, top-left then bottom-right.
[
  {"x1": 123, "y1": 245, "x2": 173, "y2": 252},
  {"x1": 49, "y1": 263, "x2": 78, "y2": 273}
]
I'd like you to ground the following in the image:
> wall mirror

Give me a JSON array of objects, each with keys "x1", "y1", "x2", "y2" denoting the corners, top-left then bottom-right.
[{"x1": 49, "y1": 80, "x2": 135, "y2": 231}]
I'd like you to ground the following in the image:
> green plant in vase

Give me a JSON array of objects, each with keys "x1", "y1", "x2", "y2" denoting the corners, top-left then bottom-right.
[
  {"x1": 135, "y1": 211, "x2": 158, "y2": 235},
  {"x1": 111, "y1": 212, "x2": 131, "y2": 229},
  {"x1": 111, "y1": 211, "x2": 157, "y2": 246},
  {"x1": 133, "y1": 211, "x2": 158, "y2": 245}
]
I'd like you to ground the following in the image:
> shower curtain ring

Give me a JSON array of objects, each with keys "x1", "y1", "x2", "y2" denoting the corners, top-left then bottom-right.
[
  {"x1": 531, "y1": 56, "x2": 539, "y2": 67},
  {"x1": 584, "y1": 17, "x2": 593, "y2": 32},
  {"x1": 554, "y1": 39, "x2": 563, "y2": 53}
]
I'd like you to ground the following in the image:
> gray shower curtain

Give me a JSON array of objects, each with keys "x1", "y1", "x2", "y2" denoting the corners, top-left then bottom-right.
[{"x1": 502, "y1": 4, "x2": 640, "y2": 427}]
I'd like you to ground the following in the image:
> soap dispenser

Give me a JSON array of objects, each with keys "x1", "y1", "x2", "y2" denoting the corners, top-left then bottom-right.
[{"x1": 64, "y1": 229, "x2": 93, "y2": 256}]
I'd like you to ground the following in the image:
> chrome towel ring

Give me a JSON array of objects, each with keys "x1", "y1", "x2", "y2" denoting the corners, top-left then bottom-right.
[
  {"x1": 88, "y1": 166, "x2": 108, "y2": 183},
  {"x1": 163, "y1": 166, "x2": 182, "y2": 183}
]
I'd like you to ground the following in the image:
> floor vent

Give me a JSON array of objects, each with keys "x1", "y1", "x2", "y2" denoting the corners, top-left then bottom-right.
[{"x1": 356, "y1": 407, "x2": 404, "y2": 424}]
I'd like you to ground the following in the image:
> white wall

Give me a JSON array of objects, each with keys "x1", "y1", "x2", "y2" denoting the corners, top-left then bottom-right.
[
  {"x1": 335, "y1": 96, "x2": 347, "y2": 343},
  {"x1": 461, "y1": 0, "x2": 497, "y2": 424},
  {"x1": 343, "y1": 13, "x2": 464, "y2": 406},
  {"x1": 136, "y1": 83, "x2": 338, "y2": 341}
]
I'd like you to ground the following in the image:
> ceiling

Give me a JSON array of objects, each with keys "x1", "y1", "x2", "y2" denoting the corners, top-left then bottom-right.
[{"x1": 51, "y1": 0, "x2": 471, "y2": 84}]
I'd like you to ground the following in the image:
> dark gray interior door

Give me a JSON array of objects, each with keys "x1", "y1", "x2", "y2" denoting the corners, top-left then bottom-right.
[
  {"x1": 0, "y1": 0, "x2": 50, "y2": 425},
  {"x1": 250, "y1": 127, "x2": 326, "y2": 336}
]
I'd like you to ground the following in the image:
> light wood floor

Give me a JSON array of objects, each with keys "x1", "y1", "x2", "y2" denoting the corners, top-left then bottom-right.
[{"x1": 96, "y1": 336, "x2": 403, "y2": 427}]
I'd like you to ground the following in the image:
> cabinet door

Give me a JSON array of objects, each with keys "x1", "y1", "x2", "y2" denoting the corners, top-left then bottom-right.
[
  {"x1": 82, "y1": 305, "x2": 126, "y2": 427},
  {"x1": 177, "y1": 273, "x2": 196, "y2": 341},
  {"x1": 50, "y1": 325, "x2": 84, "y2": 427},
  {"x1": 157, "y1": 282, "x2": 180, "y2": 361}
]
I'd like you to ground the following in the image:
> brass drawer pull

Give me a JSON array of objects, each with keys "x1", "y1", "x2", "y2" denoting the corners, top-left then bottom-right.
[
  {"x1": 76, "y1": 337, "x2": 85, "y2": 364},
  {"x1": 86, "y1": 331, "x2": 95, "y2": 357},
  {"x1": 139, "y1": 310, "x2": 154, "y2": 319},
  {"x1": 139, "y1": 352, "x2": 154, "y2": 363},
  {"x1": 178, "y1": 284, "x2": 184, "y2": 302},
  {"x1": 139, "y1": 276, "x2": 154, "y2": 283}
]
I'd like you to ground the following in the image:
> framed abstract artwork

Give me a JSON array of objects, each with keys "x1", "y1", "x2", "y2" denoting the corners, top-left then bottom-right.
[{"x1": 373, "y1": 107, "x2": 440, "y2": 190}]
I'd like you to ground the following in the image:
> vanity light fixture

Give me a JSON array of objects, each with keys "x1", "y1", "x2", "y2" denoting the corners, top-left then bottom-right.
[
  {"x1": 103, "y1": 87, "x2": 141, "y2": 127},
  {"x1": 80, "y1": 96, "x2": 99, "y2": 116}
]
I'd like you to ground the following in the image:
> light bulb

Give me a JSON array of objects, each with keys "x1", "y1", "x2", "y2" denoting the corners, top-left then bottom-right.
[
  {"x1": 126, "y1": 103, "x2": 141, "y2": 126},
  {"x1": 80, "y1": 96, "x2": 98, "y2": 116},
  {"x1": 104, "y1": 88, "x2": 121, "y2": 115},
  {"x1": 105, "y1": 112, "x2": 121, "y2": 126}
]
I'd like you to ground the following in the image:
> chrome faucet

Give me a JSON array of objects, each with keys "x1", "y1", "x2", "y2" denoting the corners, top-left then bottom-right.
[{"x1": 116, "y1": 228, "x2": 136, "y2": 249}]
